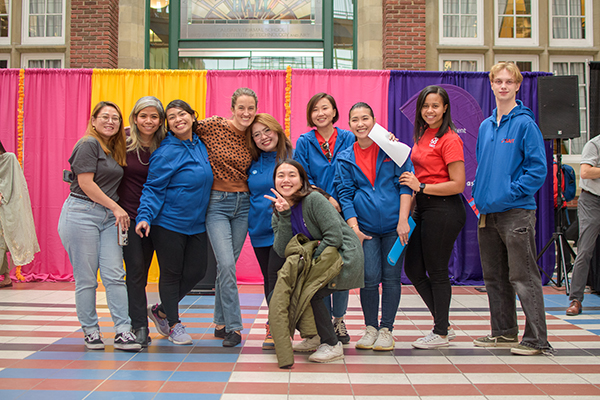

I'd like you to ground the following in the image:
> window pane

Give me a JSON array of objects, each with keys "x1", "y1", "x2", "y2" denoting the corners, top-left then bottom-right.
[
  {"x1": 0, "y1": 0, "x2": 7, "y2": 14},
  {"x1": 47, "y1": 0, "x2": 62, "y2": 14},
  {"x1": 580, "y1": 109, "x2": 587, "y2": 131},
  {"x1": 553, "y1": 0, "x2": 567, "y2": 15},
  {"x1": 552, "y1": 62, "x2": 568, "y2": 75},
  {"x1": 29, "y1": 0, "x2": 44, "y2": 14},
  {"x1": 0, "y1": 60, "x2": 7, "y2": 68},
  {"x1": 443, "y1": 0, "x2": 459, "y2": 14},
  {"x1": 0, "y1": 16, "x2": 7, "y2": 37},
  {"x1": 571, "y1": 62, "x2": 585, "y2": 82},
  {"x1": 516, "y1": 61, "x2": 532, "y2": 71},
  {"x1": 552, "y1": 17, "x2": 568, "y2": 38},
  {"x1": 517, "y1": 0, "x2": 531, "y2": 14},
  {"x1": 443, "y1": 60, "x2": 458, "y2": 71},
  {"x1": 570, "y1": 17, "x2": 583, "y2": 39},
  {"x1": 461, "y1": 15, "x2": 477, "y2": 37},
  {"x1": 461, "y1": 0, "x2": 477, "y2": 14},
  {"x1": 28, "y1": 59, "x2": 43, "y2": 68},
  {"x1": 460, "y1": 60, "x2": 477, "y2": 71},
  {"x1": 29, "y1": 15, "x2": 44, "y2": 37},
  {"x1": 46, "y1": 15, "x2": 61, "y2": 37},
  {"x1": 498, "y1": 16, "x2": 514, "y2": 38},
  {"x1": 515, "y1": 17, "x2": 531, "y2": 38},
  {"x1": 569, "y1": 0, "x2": 583, "y2": 15},
  {"x1": 443, "y1": 15, "x2": 459, "y2": 37},
  {"x1": 498, "y1": 0, "x2": 513, "y2": 15},
  {"x1": 45, "y1": 59, "x2": 61, "y2": 68}
]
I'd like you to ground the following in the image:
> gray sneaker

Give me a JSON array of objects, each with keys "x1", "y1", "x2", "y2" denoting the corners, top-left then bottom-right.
[
  {"x1": 293, "y1": 335, "x2": 321, "y2": 352},
  {"x1": 373, "y1": 327, "x2": 395, "y2": 351},
  {"x1": 148, "y1": 304, "x2": 170, "y2": 337},
  {"x1": 169, "y1": 323, "x2": 193, "y2": 345},
  {"x1": 355, "y1": 326, "x2": 379, "y2": 349},
  {"x1": 511, "y1": 343, "x2": 542, "y2": 355},
  {"x1": 473, "y1": 334, "x2": 518, "y2": 348}
]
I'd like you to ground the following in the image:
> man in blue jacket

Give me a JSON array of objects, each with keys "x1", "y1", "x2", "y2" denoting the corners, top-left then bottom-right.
[{"x1": 472, "y1": 62, "x2": 551, "y2": 355}]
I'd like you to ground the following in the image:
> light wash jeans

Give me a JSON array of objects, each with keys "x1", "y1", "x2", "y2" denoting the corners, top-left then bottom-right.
[
  {"x1": 206, "y1": 190, "x2": 250, "y2": 333},
  {"x1": 361, "y1": 230, "x2": 402, "y2": 331},
  {"x1": 57, "y1": 195, "x2": 131, "y2": 335},
  {"x1": 478, "y1": 208, "x2": 550, "y2": 350}
]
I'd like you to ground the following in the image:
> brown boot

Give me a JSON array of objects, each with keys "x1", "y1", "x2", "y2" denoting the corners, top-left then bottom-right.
[{"x1": 566, "y1": 299, "x2": 582, "y2": 316}]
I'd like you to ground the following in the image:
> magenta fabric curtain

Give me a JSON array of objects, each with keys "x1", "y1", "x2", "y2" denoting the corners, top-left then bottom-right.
[
  {"x1": 20, "y1": 69, "x2": 93, "y2": 281},
  {"x1": 0, "y1": 70, "x2": 20, "y2": 153},
  {"x1": 289, "y1": 69, "x2": 391, "y2": 144},
  {"x1": 206, "y1": 70, "x2": 287, "y2": 124}
]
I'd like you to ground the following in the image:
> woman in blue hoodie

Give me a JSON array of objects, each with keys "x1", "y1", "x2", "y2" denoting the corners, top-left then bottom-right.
[
  {"x1": 135, "y1": 100, "x2": 213, "y2": 346},
  {"x1": 293, "y1": 92, "x2": 356, "y2": 349},
  {"x1": 246, "y1": 113, "x2": 293, "y2": 349},
  {"x1": 335, "y1": 102, "x2": 413, "y2": 351}
]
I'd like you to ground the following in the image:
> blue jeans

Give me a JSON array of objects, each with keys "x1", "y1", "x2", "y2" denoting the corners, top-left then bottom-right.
[
  {"x1": 206, "y1": 191, "x2": 250, "y2": 333},
  {"x1": 361, "y1": 230, "x2": 402, "y2": 331},
  {"x1": 478, "y1": 208, "x2": 550, "y2": 350},
  {"x1": 58, "y1": 196, "x2": 131, "y2": 335},
  {"x1": 324, "y1": 291, "x2": 349, "y2": 319}
]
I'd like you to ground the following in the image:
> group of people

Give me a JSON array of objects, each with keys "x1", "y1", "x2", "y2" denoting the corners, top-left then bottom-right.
[{"x1": 57, "y1": 61, "x2": 553, "y2": 361}]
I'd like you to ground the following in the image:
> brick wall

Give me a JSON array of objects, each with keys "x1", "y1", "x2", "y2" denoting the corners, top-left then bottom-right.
[
  {"x1": 382, "y1": 0, "x2": 426, "y2": 70},
  {"x1": 70, "y1": 0, "x2": 119, "y2": 68}
]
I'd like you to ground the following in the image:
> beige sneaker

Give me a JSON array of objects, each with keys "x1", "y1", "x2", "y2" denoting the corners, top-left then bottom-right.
[
  {"x1": 373, "y1": 327, "x2": 395, "y2": 351},
  {"x1": 355, "y1": 326, "x2": 379, "y2": 349},
  {"x1": 308, "y1": 342, "x2": 344, "y2": 363},
  {"x1": 293, "y1": 335, "x2": 321, "y2": 352}
]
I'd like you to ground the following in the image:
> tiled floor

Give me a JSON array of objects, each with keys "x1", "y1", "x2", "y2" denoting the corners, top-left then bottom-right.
[{"x1": 1, "y1": 282, "x2": 600, "y2": 399}]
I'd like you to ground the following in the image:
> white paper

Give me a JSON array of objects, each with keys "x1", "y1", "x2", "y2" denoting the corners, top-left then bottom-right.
[{"x1": 368, "y1": 123, "x2": 411, "y2": 168}]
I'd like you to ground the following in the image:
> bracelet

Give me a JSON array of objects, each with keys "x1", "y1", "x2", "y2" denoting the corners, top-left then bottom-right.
[{"x1": 350, "y1": 223, "x2": 359, "y2": 229}]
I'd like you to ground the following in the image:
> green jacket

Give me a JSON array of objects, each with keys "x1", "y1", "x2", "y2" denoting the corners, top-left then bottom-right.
[
  {"x1": 268, "y1": 234, "x2": 343, "y2": 368},
  {"x1": 272, "y1": 191, "x2": 364, "y2": 291}
]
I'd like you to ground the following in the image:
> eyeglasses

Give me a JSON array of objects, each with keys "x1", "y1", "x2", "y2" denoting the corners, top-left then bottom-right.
[
  {"x1": 321, "y1": 141, "x2": 332, "y2": 161},
  {"x1": 97, "y1": 114, "x2": 121, "y2": 124},
  {"x1": 252, "y1": 127, "x2": 271, "y2": 138}
]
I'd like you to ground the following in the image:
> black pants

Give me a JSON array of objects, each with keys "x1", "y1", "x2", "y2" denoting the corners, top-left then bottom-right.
[
  {"x1": 311, "y1": 287, "x2": 338, "y2": 346},
  {"x1": 404, "y1": 193, "x2": 465, "y2": 336},
  {"x1": 123, "y1": 221, "x2": 155, "y2": 329},
  {"x1": 151, "y1": 225, "x2": 208, "y2": 327},
  {"x1": 253, "y1": 245, "x2": 286, "y2": 300}
]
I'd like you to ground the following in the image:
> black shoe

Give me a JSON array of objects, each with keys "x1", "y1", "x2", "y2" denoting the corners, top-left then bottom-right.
[
  {"x1": 223, "y1": 331, "x2": 242, "y2": 347},
  {"x1": 114, "y1": 331, "x2": 142, "y2": 352},
  {"x1": 84, "y1": 330, "x2": 105, "y2": 350},
  {"x1": 334, "y1": 319, "x2": 351, "y2": 345},
  {"x1": 133, "y1": 327, "x2": 151, "y2": 348},
  {"x1": 214, "y1": 326, "x2": 226, "y2": 338}
]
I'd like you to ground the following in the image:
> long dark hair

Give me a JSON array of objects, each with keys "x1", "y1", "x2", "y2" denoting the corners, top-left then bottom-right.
[
  {"x1": 247, "y1": 113, "x2": 293, "y2": 162},
  {"x1": 413, "y1": 85, "x2": 456, "y2": 144},
  {"x1": 165, "y1": 100, "x2": 199, "y2": 133},
  {"x1": 272, "y1": 160, "x2": 314, "y2": 213}
]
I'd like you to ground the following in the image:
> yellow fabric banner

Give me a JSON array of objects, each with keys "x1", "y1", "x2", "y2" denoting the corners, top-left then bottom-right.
[{"x1": 91, "y1": 69, "x2": 208, "y2": 283}]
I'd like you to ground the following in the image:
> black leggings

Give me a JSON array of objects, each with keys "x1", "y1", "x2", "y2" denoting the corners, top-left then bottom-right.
[
  {"x1": 404, "y1": 193, "x2": 465, "y2": 336},
  {"x1": 253, "y1": 245, "x2": 286, "y2": 300},
  {"x1": 123, "y1": 221, "x2": 155, "y2": 329},
  {"x1": 311, "y1": 287, "x2": 338, "y2": 346},
  {"x1": 151, "y1": 225, "x2": 208, "y2": 327}
]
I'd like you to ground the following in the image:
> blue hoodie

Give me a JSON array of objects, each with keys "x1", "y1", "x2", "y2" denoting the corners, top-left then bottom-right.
[
  {"x1": 473, "y1": 100, "x2": 547, "y2": 215},
  {"x1": 136, "y1": 132, "x2": 213, "y2": 235},
  {"x1": 335, "y1": 145, "x2": 414, "y2": 235},
  {"x1": 294, "y1": 128, "x2": 355, "y2": 200},
  {"x1": 247, "y1": 151, "x2": 278, "y2": 247}
]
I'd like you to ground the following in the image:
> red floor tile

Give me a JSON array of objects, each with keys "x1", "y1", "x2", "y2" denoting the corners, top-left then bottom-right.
[
  {"x1": 475, "y1": 383, "x2": 545, "y2": 396},
  {"x1": 225, "y1": 382, "x2": 289, "y2": 394},
  {"x1": 352, "y1": 383, "x2": 417, "y2": 396},
  {"x1": 120, "y1": 361, "x2": 181, "y2": 371},
  {"x1": 347, "y1": 364, "x2": 402, "y2": 374},
  {"x1": 96, "y1": 380, "x2": 164, "y2": 392},
  {"x1": 289, "y1": 362, "x2": 347, "y2": 373},
  {"x1": 234, "y1": 362, "x2": 287, "y2": 372},
  {"x1": 401, "y1": 364, "x2": 460, "y2": 374},
  {"x1": 0, "y1": 378, "x2": 46, "y2": 390},
  {"x1": 538, "y1": 384, "x2": 600, "y2": 396},
  {"x1": 38, "y1": 379, "x2": 103, "y2": 391},
  {"x1": 456, "y1": 364, "x2": 519, "y2": 374},
  {"x1": 414, "y1": 384, "x2": 482, "y2": 396},
  {"x1": 289, "y1": 383, "x2": 353, "y2": 396},
  {"x1": 160, "y1": 381, "x2": 226, "y2": 393},
  {"x1": 510, "y1": 364, "x2": 571, "y2": 373}
]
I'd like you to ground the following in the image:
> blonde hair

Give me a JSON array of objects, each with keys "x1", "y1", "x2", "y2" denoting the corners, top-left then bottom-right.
[
  {"x1": 84, "y1": 101, "x2": 127, "y2": 167},
  {"x1": 127, "y1": 96, "x2": 166, "y2": 153},
  {"x1": 489, "y1": 62, "x2": 523, "y2": 85}
]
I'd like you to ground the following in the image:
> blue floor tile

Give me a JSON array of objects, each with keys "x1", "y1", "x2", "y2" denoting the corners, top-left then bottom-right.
[
  {"x1": 79, "y1": 352, "x2": 138, "y2": 361},
  {"x1": 131, "y1": 353, "x2": 188, "y2": 362},
  {"x1": 17, "y1": 390, "x2": 90, "y2": 400},
  {"x1": 587, "y1": 329, "x2": 600, "y2": 335},
  {"x1": 85, "y1": 391, "x2": 156, "y2": 400},
  {"x1": 50, "y1": 368, "x2": 115, "y2": 380},
  {"x1": 154, "y1": 393, "x2": 221, "y2": 400},
  {"x1": 0, "y1": 390, "x2": 27, "y2": 400},
  {"x1": 26, "y1": 352, "x2": 85, "y2": 360},
  {"x1": 109, "y1": 369, "x2": 173, "y2": 381},
  {"x1": 183, "y1": 353, "x2": 239, "y2": 363},
  {"x1": 564, "y1": 319, "x2": 600, "y2": 325},
  {"x1": 168, "y1": 370, "x2": 230, "y2": 382},
  {"x1": 0, "y1": 368, "x2": 58, "y2": 379}
]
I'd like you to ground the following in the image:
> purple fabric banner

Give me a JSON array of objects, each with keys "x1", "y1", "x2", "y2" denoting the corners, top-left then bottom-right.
[{"x1": 388, "y1": 71, "x2": 554, "y2": 285}]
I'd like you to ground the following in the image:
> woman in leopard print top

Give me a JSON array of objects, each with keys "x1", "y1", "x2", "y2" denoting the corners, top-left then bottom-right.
[{"x1": 196, "y1": 87, "x2": 257, "y2": 347}]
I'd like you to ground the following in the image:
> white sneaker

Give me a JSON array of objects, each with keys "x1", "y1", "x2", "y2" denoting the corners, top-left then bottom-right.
[
  {"x1": 293, "y1": 335, "x2": 321, "y2": 352},
  {"x1": 373, "y1": 327, "x2": 395, "y2": 351},
  {"x1": 447, "y1": 328, "x2": 456, "y2": 341},
  {"x1": 308, "y1": 342, "x2": 344, "y2": 363},
  {"x1": 355, "y1": 326, "x2": 379, "y2": 349},
  {"x1": 412, "y1": 331, "x2": 449, "y2": 349}
]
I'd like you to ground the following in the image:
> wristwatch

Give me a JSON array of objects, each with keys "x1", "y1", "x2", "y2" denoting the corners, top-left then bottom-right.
[{"x1": 419, "y1": 183, "x2": 426, "y2": 194}]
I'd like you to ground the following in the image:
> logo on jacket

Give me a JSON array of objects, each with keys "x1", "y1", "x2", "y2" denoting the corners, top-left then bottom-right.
[
  {"x1": 501, "y1": 139, "x2": 515, "y2": 143},
  {"x1": 383, "y1": 157, "x2": 392, "y2": 162},
  {"x1": 251, "y1": 170, "x2": 258, "y2": 174},
  {"x1": 429, "y1": 137, "x2": 439, "y2": 148}
]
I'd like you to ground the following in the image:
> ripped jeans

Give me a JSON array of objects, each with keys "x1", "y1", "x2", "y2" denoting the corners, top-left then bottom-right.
[{"x1": 478, "y1": 208, "x2": 550, "y2": 350}]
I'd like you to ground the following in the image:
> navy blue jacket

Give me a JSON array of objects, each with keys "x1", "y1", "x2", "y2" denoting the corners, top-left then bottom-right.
[
  {"x1": 136, "y1": 132, "x2": 213, "y2": 235},
  {"x1": 335, "y1": 145, "x2": 414, "y2": 235},
  {"x1": 294, "y1": 128, "x2": 355, "y2": 200}
]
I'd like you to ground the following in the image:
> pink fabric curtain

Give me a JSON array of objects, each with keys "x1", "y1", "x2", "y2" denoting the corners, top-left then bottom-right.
[
  {"x1": 289, "y1": 69, "x2": 391, "y2": 144},
  {"x1": 206, "y1": 70, "x2": 288, "y2": 285},
  {"x1": 20, "y1": 69, "x2": 93, "y2": 281},
  {"x1": 0, "y1": 70, "x2": 20, "y2": 153}
]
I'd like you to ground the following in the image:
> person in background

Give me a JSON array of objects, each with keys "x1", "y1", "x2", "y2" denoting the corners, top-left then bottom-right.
[
  {"x1": 336, "y1": 102, "x2": 413, "y2": 351},
  {"x1": 137, "y1": 100, "x2": 213, "y2": 346},
  {"x1": 246, "y1": 113, "x2": 293, "y2": 350},
  {"x1": 196, "y1": 88, "x2": 257, "y2": 347},
  {"x1": 294, "y1": 92, "x2": 355, "y2": 349},
  {"x1": 58, "y1": 101, "x2": 141, "y2": 351},
  {"x1": 472, "y1": 62, "x2": 551, "y2": 355},
  {"x1": 118, "y1": 96, "x2": 166, "y2": 347},
  {"x1": 400, "y1": 85, "x2": 466, "y2": 349},
  {"x1": 268, "y1": 160, "x2": 364, "y2": 363}
]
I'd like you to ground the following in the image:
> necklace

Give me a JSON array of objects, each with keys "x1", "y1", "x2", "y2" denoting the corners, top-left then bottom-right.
[{"x1": 136, "y1": 147, "x2": 149, "y2": 166}]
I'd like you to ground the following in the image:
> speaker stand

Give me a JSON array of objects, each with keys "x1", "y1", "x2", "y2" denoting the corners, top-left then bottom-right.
[{"x1": 536, "y1": 139, "x2": 576, "y2": 295}]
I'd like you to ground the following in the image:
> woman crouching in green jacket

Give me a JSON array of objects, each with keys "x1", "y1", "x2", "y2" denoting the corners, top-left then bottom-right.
[{"x1": 266, "y1": 160, "x2": 364, "y2": 363}]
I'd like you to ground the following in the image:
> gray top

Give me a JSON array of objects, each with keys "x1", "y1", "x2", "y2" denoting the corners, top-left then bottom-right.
[
  {"x1": 69, "y1": 136, "x2": 123, "y2": 202},
  {"x1": 580, "y1": 135, "x2": 600, "y2": 197}
]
